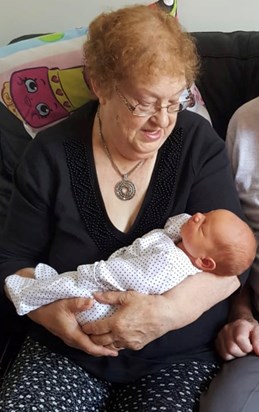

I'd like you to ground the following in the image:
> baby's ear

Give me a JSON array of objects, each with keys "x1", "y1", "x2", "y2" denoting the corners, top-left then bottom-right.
[{"x1": 194, "y1": 257, "x2": 216, "y2": 272}]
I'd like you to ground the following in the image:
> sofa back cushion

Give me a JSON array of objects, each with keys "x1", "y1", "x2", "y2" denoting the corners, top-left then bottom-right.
[{"x1": 192, "y1": 31, "x2": 259, "y2": 138}]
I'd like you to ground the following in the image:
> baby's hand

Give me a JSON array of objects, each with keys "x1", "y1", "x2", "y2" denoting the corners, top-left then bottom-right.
[{"x1": 216, "y1": 317, "x2": 259, "y2": 360}]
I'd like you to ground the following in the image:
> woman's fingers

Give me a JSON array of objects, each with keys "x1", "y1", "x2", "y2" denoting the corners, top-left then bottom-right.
[
  {"x1": 28, "y1": 297, "x2": 118, "y2": 357},
  {"x1": 82, "y1": 291, "x2": 130, "y2": 338},
  {"x1": 93, "y1": 290, "x2": 129, "y2": 305},
  {"x1": 105, "y1": 342, "x2": 125, "y2": 351},
  {"x1": 84, "y1": 291, "x2": 172, "y2": 350},
  {"x1": 82, "y1": 316, "x2": 112, "y2": 336}
]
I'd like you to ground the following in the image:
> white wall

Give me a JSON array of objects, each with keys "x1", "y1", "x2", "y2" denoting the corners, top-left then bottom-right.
[
  {"x1": 179, "y1": 0, "x2": 259, "y2": 32},
  {"x1": 1, "y1": 0, "x2": 259, "y2": 46}
]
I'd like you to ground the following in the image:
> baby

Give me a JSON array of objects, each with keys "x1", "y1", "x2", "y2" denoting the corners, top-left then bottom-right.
[{"x1": 6, "y1": 209, "x2": 256, "y2": 324}]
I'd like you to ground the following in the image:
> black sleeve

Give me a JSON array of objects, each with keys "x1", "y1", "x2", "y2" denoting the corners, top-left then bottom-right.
[
  {"x1": 187, "y1": 118, "x2": 242, "y2": 215},
  {"x1": 0, "y1": 136, "x2": 57, "y2": 294}
]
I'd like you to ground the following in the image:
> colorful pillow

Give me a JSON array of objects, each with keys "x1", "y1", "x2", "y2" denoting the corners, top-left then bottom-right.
[{"x1": 0, "y1": 27, "x2": 91, "y2": 137}]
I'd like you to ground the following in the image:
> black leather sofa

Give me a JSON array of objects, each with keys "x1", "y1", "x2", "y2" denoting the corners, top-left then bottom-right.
[{"x1": 1, "y1": 30, "x2": 259, "y2": 383}]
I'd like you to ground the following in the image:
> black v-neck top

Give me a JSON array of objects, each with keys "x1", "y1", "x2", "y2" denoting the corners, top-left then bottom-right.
[{"x1": 0, "y1": 100, "x2": 247, "y2": 383}]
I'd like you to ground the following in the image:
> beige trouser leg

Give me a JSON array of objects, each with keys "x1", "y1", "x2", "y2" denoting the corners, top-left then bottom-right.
[{"x1": 199, "y1": 355, "x2": 259, "y2": 412}]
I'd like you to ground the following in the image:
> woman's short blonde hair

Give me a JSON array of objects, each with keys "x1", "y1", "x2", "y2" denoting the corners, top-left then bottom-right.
[{"x1": 83, "y1": 5, "x2": 199, "y2": 96}]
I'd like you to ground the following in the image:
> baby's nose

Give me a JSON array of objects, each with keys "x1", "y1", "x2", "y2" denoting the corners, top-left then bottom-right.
[{"x1": 192, "y1": 212, "x2": 204, "y2": 223}]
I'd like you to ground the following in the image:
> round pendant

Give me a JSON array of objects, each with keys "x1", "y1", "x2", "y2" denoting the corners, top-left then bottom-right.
[{"x1": 115, "y1": 179, "x2": 136, "y2": 201}]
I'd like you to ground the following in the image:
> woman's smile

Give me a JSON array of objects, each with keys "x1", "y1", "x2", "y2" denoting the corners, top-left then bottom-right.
[{"x1": 141, "y1": 127, "x2": 163, "y2": 142}]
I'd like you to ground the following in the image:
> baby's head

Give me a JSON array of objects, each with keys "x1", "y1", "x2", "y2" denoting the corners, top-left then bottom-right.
[{"x1": 180, "y1": 209, "x2": 257, "y2": 276}]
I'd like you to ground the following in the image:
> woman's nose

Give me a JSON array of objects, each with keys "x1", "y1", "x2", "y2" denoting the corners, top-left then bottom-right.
[{"x1": 150, "y1": 107, "x2": 174, "y2": 128}]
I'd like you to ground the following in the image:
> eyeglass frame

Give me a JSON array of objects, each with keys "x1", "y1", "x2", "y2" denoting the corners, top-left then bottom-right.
[{"x1": 115, "y1": 85, "x2": 194, "y2": 117}]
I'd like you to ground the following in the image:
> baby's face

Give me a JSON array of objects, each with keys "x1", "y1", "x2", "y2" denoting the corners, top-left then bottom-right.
[{"x1": 180, "y1": 211, "x2": 225, "y2": 258}]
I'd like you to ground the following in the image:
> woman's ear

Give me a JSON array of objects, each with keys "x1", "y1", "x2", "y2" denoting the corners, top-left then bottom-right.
[
  {"x1": 194, "y1": 257, "x2": 216, "y2": 272},
  {"x1": 90, "y1": 78, "x2": 106, "y2": 104},
  {"x1": 90, "y1": 78, "x2": 99, "y2": 96}
]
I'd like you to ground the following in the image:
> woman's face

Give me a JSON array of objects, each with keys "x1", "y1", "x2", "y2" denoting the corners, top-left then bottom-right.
[{"x1": 97, "y1": 75, "x2": 186, "y2": 161}]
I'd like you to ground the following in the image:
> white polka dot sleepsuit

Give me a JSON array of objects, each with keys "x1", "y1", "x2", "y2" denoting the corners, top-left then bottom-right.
[{"x1": 6, "y1": 213, "x2": 201, "y2": 324}]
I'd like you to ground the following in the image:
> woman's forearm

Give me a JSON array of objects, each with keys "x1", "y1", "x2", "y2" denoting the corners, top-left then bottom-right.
[
  {"x1": 84, "y1": 273, "x2": 240, "y2": 350},
  {"x1": 163, "y1": 271, "x2": 240, "y2": 329}
]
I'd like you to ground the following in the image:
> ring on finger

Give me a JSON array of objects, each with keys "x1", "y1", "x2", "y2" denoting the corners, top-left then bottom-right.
[{"x1": 113, "y1": 341, "x2": 124, "y2": 350}]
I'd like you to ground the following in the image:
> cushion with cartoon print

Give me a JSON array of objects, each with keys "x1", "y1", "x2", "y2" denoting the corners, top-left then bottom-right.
[{"x1": 0, "y1": 27, "x2": 92, "y2": 137}]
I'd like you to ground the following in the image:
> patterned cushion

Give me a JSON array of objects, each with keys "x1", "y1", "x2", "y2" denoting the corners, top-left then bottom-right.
[{"x1": 0, "y1": 27, "x2": 91, "y2": 137}]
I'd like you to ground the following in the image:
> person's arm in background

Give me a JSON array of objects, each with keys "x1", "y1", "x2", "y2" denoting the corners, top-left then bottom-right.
[
  {"x1": 216, "y1": 284, "x2": 259, "y2": 360},
  {"x1": 215, "y1": 99, "x2": 259, "y2": 360}
]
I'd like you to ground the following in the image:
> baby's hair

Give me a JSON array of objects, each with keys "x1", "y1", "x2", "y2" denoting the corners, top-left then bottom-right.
[{"x1": 212, "y1": 215, "x2": 257, "y2": 276}]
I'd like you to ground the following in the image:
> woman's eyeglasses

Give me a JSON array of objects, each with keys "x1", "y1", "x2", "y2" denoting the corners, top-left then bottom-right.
[{"x1": 115, "y1": 85, "x2": 193, "y2": 117}]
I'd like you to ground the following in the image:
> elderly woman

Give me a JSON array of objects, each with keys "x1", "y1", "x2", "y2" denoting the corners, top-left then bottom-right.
[{"x1": 0, "y1": 5, "x2": 246, "y2": 411}]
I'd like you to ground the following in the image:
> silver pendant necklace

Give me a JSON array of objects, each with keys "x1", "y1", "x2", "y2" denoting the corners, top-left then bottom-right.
[{"x1": 97, "y1": 106, "x2": 145, "y2": 201}]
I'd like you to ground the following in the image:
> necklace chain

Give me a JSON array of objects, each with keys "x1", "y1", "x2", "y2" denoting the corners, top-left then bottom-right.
[{"x1": 97, "y1": 106, "x2": 145, "y2": 201}]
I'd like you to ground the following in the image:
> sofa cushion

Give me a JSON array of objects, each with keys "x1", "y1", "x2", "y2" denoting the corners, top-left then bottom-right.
[{"x1": 192, "y1": 31, "x2": 259, "y2": 138}]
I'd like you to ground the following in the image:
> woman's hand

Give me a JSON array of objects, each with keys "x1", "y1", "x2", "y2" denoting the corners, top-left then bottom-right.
[
  {"x1": 27, "y1": 297, "x2": 119, "y2": 357},
  {"x1": 216, "y1": 318, "x2": 259, "y2": 360},
  {"x1": 82, "y1": 291, "x2": 173, "y2": 350},
  {"x1": 5, "y1": 266, "x2": 118, "y2": 357},
  {"x1": 82, "y1": 273, "x2": 240, "y2": 351}
]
